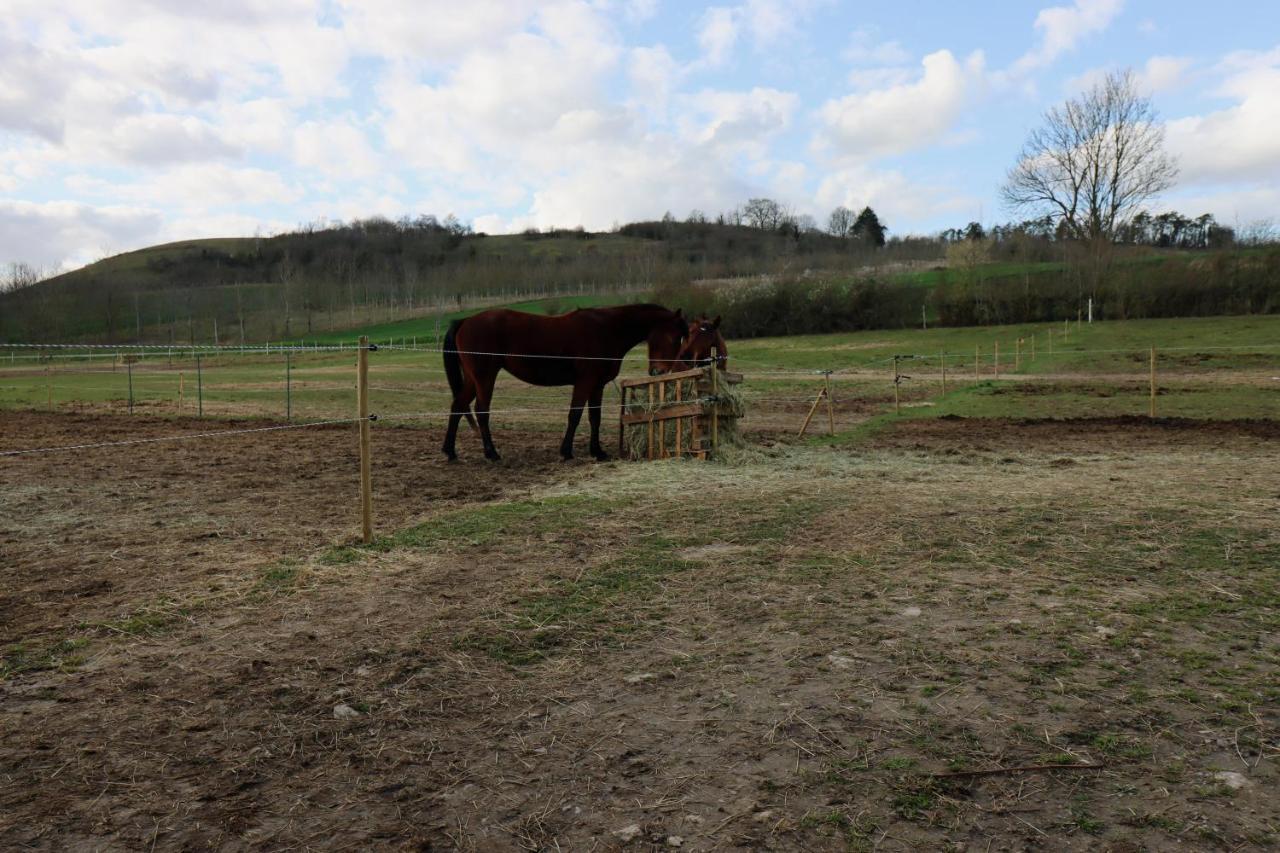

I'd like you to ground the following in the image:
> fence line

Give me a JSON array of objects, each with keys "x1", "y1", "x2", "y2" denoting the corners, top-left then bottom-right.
[{"x1": 0, "y1": 416, "x2": 372, "y2": 458}]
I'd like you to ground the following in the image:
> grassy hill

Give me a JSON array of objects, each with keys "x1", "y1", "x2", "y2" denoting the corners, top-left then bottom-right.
[
  {"x1": 0, "y1": 219, "x2": 906, "y2": 345},
  {"x1": 3, "y1": 216, "x2": 1277, "y2": 347}
]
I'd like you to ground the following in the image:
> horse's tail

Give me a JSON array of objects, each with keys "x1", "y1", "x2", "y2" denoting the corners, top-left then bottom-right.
[{"x1": 443, "y1": 320, "x2": 477, "y2": 429}]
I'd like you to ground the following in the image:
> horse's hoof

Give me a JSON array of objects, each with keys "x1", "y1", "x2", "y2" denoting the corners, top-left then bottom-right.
[
  {"x1": 484, "y1": 450, "x2": 502, "y2": 462},
  {"x1": 592, "y1": 452, "x2": 610, "y2": 462},
  {"x1": 443, "y1": 453, "x2": 458, "y2": 463},
  {"x1": 561, "y1": 454, "x2": 574, "y2": 463}
]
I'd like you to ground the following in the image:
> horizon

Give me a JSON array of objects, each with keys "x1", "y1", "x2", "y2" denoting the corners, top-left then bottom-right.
[{"x1": 2, "y1": 0, "x2": 1278, "y2": 273}]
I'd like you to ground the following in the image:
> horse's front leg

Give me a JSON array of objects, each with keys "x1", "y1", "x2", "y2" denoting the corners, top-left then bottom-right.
[
  {"x1": 560, "y1": 382, "x2": 591, "y2": 461},
  {"x1": 587, "y1": 382, "x2": 609, "y2": 461},
  {"x1": 474, "y1": 368, "x2": 501, "y2": 462}
]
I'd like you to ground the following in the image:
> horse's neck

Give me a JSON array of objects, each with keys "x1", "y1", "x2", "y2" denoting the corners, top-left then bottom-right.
[{"x1": 604, "y1": 307, "x2": 667, "y2": 351}]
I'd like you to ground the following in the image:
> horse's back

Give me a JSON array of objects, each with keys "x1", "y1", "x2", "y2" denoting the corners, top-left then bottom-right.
[{"x1": 456, "y1": 308, "x2": 604, "y2": 356}]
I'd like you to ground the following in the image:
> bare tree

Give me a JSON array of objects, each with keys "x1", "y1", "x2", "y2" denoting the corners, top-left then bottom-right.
[
  {"x1": 1001, "y1": 69, "x2": 1178, "y2": 241},
  {"x1": 743, "y1": 197, "x2": 790, "y2": 231},
  {"x1": 827, "y1": 206, "x2": 854, "y2": 237}
]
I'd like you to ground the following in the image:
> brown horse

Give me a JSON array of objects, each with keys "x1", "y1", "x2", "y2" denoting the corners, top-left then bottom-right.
[
  {"x1": 442, "y1": 304, "x2": 689, "y2": 462},
  {"x1": 677, "y1": 315, "x2": 728, "y2": 369}
]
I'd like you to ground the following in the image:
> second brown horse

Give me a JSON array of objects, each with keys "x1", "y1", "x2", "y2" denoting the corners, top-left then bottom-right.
[{"x1": 442, "y1": 304, "x2": 691, "y2": 461}]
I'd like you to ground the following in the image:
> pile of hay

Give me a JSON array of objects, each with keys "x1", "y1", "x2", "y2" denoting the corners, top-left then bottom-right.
[{"x1": 622, "y1": 369, "x2": 744, "y2": 460}]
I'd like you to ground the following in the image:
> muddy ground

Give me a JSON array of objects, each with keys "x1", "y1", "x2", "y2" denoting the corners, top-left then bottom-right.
[{"x1": 1, "y1": 411, "x2": 1277, "y2": 850}]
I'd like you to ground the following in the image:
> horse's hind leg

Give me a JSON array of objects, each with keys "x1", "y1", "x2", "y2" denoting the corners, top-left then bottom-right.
[
  {"x1": 442, "y1": 374, "x2": 477, "y2": 461},
  {"x1": 560, "y1": 381, "x2": 591, "y2": 461},
  {"x1": 587, "y1": 382, "x2": 609, "y2": 461},
  {"x1": 473, "y1": 368, "x2": 501, "y2": 462}
]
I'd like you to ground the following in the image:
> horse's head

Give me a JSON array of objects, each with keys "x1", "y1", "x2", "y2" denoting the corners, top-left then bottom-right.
[
  {"x1": 677, "y1": 315, "x2": 726, "y2": 370},
  {"x1": 646, "y1": 307, "x2": 689, "y2": 375}
]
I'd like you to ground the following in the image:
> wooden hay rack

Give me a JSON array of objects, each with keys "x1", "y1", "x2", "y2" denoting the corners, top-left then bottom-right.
[{"x1": 617, "y1": 358, "x2": 741, "y2": 461}]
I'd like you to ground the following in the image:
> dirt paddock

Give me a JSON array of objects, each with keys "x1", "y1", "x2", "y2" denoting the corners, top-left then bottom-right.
[{"x1": 2, "y1": 410, "x2": 1277, "y2": 850}]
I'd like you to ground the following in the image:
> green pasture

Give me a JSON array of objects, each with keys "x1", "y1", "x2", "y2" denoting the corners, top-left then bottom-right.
[
  {"x1": 290, "y1": 292, "x2": 631, "y2": 347},
  {"x1": 728, "y1": 314, "x2": 1280, "y2": 374},
  {"x1": 2, "y1": 314, "x2": 1276, "y2": 429}
]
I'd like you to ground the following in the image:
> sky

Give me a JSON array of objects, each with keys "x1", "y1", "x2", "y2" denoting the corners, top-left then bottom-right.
[{"x1": 2, "y1": 0, "x2": 1279, "y2": 272}]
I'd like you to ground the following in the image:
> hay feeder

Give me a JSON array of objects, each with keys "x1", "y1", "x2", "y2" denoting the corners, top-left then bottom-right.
[{"x1": 618, "y1": 362, "x2": 743, "y2": 461}]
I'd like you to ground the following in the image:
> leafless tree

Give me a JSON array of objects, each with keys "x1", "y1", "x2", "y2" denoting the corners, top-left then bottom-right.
[
  {"x1": 1001, "y1": 69, "x2": 1178, "y2": 241},
  {"x1": 827, "y1": 206, "x2": 854, "y2": 237},
  {"x1": 743, "y1": 197, "x2": 790, "y2": 231}
]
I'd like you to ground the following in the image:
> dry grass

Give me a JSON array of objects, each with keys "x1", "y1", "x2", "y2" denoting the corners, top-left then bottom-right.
[{"x1": 1, "y1": 412, "x2": 1277, "y2": 850}]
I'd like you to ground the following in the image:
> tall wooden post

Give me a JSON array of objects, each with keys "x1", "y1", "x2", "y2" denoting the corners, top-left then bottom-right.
[
  {"x1": 893, "y1": 356, "x2": 901, "y2": 414},
  {"x1": 646, "y1": 383, "x2": 655, "y2": 461},
  {"x1": 285, "y1": 351, "x2": 292, "y2": 422},
  {"x1": 658, "y1": 379, "x2": 666, "y2": 459},
  {"x1": 1030, "y1": 335, "x2": 1036, "y2": 361},
  {"x1": 825, "y1": 372, "x2": 835, "y2": 435},
  {"x1": 179, "y1": 371, "x2": 185, "y2": 413},
  {"x1": 710, "y1": 346, "x2": 720, "y2": 458},
  {"x1": 1015, "y1": 338, "x2": 1021, "y2": 371},
  {"x1": 994, "y1": 342, "x2": 1000, "y2": 379},
  {"x1": 1149, "y1": 346, "x2": 1156, "y2": 418},
  {"x1": 974, "y1": 344, "x2": 980, "y2": 380},
  {"x1": 127, "y1": 360, "x2": 134, "y2": 414},
  {"x1": 46, "y1": 363, "x2": 52, "y2": 411},
  {"x1": 674, "y1": 379, "x2": 683, "y2": 456},
  {"x1": 358, "y1": 336, "x2": 373, "y2": 544},
  {"x1": 196, "y1": 354, "x2": 203, "y2": 417},
  {"x1": 617, "y1": 387, "x2": 627, "y2": 458},
  {"x1": 940, "y1": 351, "x2": 947, "y2": 392}
]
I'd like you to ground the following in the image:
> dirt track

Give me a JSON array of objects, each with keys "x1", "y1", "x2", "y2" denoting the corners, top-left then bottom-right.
[
  {"x1": 2, "y1": 411, "x2": 1277, "y2": 850},
  {"x1": 1, "y1": 411, "x2": 573, "y2": 645}
]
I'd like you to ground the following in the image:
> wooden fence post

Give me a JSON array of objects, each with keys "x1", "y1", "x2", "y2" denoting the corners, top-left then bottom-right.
[
  {"x1": 196, "y1": 353, "x2": 203, "y2": 417},
  {"x1": 1149, "y1": 346, "x2": 1156, "y2": 418},
  {"x1": 940, "y1": 351, "x2": 947, "y2": 392},
  {"x1": 710, "y1": 346, "x2": 720, "y2": 458},
  {"x1": 617, "y1": 386, "x2": 627, "y2": 458},
  {"x1": 1030, "y1": 335, "x2": 1036, "y2": 361},
  {"x1": 285, "y1": 351, "x2": 292, "y2": 422},
  {"x1": 179, "y1": 371, "x2": 184, "y2": 413},
  {"x1": 646, "y1": 383, "x2": 655, "y2": 461},
  {"x1": 893, "y1": 356, "x2": 901, "y2": 414},
  {"x1": 994, "y1": 342, "x2": 1000, "y2": 379},
  {"x1": 675, "y1": 378, "x2": 683, "y2": 456},
  {"x1": 825, "y1": 371, "x2": 835, "y2": 435},
  {"x1": 46, "y1": 363, "x2": 52, "y2": 411},
  {"x1": 974, "y1": 344, "x2": 979, "y2": 379},
  {"x1": 358, "y1": 336, "x2": 373, "y2": 544},
  {"x1": 1015, "y1": 338, "x2": 1021, "y2": 371},
  {"x1": 127, "y1": 360, "x2": 134, "y2": 414}
]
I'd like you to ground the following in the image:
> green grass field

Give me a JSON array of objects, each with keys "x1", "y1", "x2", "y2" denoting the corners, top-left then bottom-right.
[{"x1": 2, "y1": 314, "x2": 1276, "y2": 433}]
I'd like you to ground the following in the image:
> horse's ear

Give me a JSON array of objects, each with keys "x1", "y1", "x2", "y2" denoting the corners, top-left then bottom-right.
[
  {"x1": 711, "y1": 315, "x2": 722, "y2": 330},
  {"x1": 674, "y1": 308, "x2": 684, "y2": 320}
]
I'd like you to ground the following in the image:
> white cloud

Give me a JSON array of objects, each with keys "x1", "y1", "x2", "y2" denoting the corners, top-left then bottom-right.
[
  {"x1": 0, "y1": 199, "x2": 163, "y2": 270},
  {"x1": 629, "y1": 45, "x2": 682, "y2": 116},
  {"x1": 1138, "y1": 55, "x2": 1191, "y2": 92},
  {"x1": 1165, "y1": 49, "x2": 1280, "y2": 186},
  {"x1": 103, "y1": 114, "x2": 240, "y2": 166},
  {"x1": 816, "y1": 50, "x2": 987, "y2": 163},
  {"x1": 68, "y1": 165, "x2": 301, "y2": 209},
  {"x1": 293, "y1": 118, "x2": 381, "y2": 179},
  {"x1": 1014, "y1": 0, "x2": 1124, "y2": 73},
  {"x1": 623, "y1": 0, "x2": 659, "y2": 23},
  {"x1": 680, "y1": 88, "x2": 798, "y2": 156},
  {"x1": 814, "y1": 164, "x2": 976, "y2": 229},
  {"x1": 698, "y1": 7, "x2": 739, "y2": 66},
  {"x1": 0, "y1": 36, "x2": 75, "y2": 142},
  {"x1": 1066, "y1": 55, "x2": 1191, "y2": 95},
  {"x1": 336, "y1": 0, "x2": 540, "y2": 66},
  {"x1": 843, "y1": 27, "x2": 911, "y2": 67}
]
